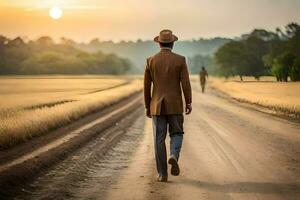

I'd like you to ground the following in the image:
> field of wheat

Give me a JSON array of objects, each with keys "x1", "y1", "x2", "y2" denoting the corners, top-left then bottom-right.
[
  {"x1": 209, "y1": 76, "x2": 300, "y2": 116},
  {"x1": 0, "y1": 76, "x2": 142, "y2": 148}
]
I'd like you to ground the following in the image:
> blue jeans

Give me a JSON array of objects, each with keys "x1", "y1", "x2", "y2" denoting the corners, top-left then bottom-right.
[{"x1": 152, "y1": 115, "x2": 184, "y2": 177}]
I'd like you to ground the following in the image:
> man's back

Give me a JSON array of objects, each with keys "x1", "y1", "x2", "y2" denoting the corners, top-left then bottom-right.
[
  {"x1": 144, "y1": 29, "x2": 192, "y2": 181},
  {"x1": 144, "y1": 48, "x2": 192, "y2": 115}
]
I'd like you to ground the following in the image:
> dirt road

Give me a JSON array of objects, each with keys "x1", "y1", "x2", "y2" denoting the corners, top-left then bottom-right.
[
  {"x1": 105, "y1": 84, "x2": 300, "y2": 200},
  {"x1": 4, "y1": 84, "x2": 300, "y2": 200}
]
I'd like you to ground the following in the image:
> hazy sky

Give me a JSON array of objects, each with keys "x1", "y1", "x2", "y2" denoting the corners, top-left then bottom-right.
[{"x1": 0, "y1": 0, "x2": 300, "y2": 42}]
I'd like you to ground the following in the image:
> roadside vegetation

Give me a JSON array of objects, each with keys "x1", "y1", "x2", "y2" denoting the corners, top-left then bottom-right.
[
  {"x1": 0, "y1": 76, "x2": 126, "y2": 110},
  {"x1": 210, "y1": 77, "x2": 300, "y2": 118},
  {"x1": 213, "y1": 22, "x2": 300, "y2": 82},
  {"x1": 0, "y1": 77, "x2": 142, "y2": 149}
]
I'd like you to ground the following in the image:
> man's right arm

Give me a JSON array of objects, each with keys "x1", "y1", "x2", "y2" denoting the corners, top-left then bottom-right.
[{"x1": 144, "y1": 59, "x2": 152, "y2": 118}]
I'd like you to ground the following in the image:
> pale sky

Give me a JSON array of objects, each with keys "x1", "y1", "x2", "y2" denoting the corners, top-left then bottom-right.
[{"x1": 0, "y1": 0, "x2": 300, "y2": 42}]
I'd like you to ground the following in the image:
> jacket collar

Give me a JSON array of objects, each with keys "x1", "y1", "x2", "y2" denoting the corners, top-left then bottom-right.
[{"x1": 160, "y1": 47, "x2": 172, "y2": 51}]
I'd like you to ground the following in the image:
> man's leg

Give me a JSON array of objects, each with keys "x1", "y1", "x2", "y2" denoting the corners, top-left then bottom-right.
[
  {"x1": 167, "y1": 115, "x2": 184, "y2": 176},
  {"x1": 201, "y1": 83, "x2": 205, "y2": 93},
  {"x1": 170, "y1": 133, "x2": 183, "y2": 161},
  {"x1": 152, "y1": 115, "x2": 168, "y2": 178}
]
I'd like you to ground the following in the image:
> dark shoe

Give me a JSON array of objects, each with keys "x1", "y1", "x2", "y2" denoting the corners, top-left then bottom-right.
[
  {"x1": 168, "y1": 156, "x2": 180, "y2": 176},
  {"x1": 157, "y1": 175, "x2": 168, "y2": 182}
]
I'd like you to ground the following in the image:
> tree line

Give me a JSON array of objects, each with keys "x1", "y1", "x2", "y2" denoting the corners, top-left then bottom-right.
[
  {"x1": 214, "y1": 23, "x2": 300, "y2": 81},
  {"x1": 0, "y1": 36, "x2": 133, "y2": 75},
  {"x1": 0, "y1": 35, "x2": 230, "y2": 75},
  {"x1": 72, "y1": 37, "x2": 230, "y2": 71}
]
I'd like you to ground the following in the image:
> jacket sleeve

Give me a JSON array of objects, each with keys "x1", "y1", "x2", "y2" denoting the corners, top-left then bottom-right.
[
  {"x1": 180, "y1": 58, "x2": 192, "y2": 105},
  {"x1": 144, "y1": 59, "x2": 152, "y2": 110}
]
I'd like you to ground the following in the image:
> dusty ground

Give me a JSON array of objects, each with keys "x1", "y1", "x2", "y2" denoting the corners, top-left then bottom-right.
[
  {"x1": 2, "y1": 84, "x2": 299, "y2": 200},
  {"x1": 105, "y1": 84, "x2": 300, "y2": 200}
]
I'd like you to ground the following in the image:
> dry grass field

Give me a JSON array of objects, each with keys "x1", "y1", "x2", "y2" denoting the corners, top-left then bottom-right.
[
  {"x1": 0, "y1": 76, "x2": 127, "y2": 111},
  {"x1": 209, "y1": 76, "x2": 300, "y2": 116},
  {"x1": 0, "y1": 76, "x2": 142, "y2": 148}
]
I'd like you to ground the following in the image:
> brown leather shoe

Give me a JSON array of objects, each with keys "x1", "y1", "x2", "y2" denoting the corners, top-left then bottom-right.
[{"x1": 168, "y1": 156, "x2": 180, "y2": 176}]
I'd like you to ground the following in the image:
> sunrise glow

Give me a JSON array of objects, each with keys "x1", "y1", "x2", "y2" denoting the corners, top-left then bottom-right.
[
  {"x1": 0, "y1": 0, "x2": 299, "y2": 41},
  {"x1": 49, "y1": 6, "x2": 63, "y2": 20}
]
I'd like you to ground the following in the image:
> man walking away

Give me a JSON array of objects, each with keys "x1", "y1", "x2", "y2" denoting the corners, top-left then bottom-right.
[
  {"x1": 144, "y1": 29, "x2": 192, "y2": 182},
  {"x1": 199, "y1": 66, "x2": 208, "y2": 93}
]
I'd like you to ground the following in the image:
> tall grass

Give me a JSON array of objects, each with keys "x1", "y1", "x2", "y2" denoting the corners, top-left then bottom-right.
[
  {"x1": 0, "y1": 77, "x2": 126, "y2": 110},
  {"x1": 209, "y1": 77, "x2": 300, "y2": 116},
  {"x1": 0, "y1": 80, "x2": 142, "y2": 148}
]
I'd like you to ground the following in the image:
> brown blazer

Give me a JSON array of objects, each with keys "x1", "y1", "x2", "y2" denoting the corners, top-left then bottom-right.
[{"x1": 144, "y1": 48, "x2": 192, "y2": 115}]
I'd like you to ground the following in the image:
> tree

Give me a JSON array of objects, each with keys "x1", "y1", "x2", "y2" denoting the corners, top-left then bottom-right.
[
  {"x1": 285, "y1": 23, "x2": 300, "y2": 57},
  {"x1": 215, "y1": 41, "x2": 245, "y2": 80},
  {"x1": 0, "y1": 37, "x2": 31, "y2": 74},
  {"x1": 290, "y1": 57, "x2": 300, "y2": 81},
  {"x1": 242, "y1": 35, "x2": 269, "y2": 80},
  {"x1": 60, "y1": 37, "x2": 76, "y2": 46},
  {"x1": 36, "y1": 36, "x2": 54, "y2": 46},
  {"x1": 285, "y1": 23, "x2": 300, "y2": 38},
  {"x1": 262, "y1": 38, "x2": 285, "y2": 71},
  {"x1": 242, "y1": 29, "x2": 279, "y2": 41},
  {"x1": 271, "y1": 52, "x2": 296, "y2": 82},
  {"x1": 0, "y1": 35, "x2": 9, "y2": 46},
  {"x1": 215, "y1": 24, "x2": 300, "y2": 81},
  {"x1": 215, "y1": 35, "x2": 269, "y2": 81}
]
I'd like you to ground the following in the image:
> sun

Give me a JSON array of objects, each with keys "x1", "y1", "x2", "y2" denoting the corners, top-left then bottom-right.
[{"x1": 49, "y1": 6, "x2": 63, "y2": 20}]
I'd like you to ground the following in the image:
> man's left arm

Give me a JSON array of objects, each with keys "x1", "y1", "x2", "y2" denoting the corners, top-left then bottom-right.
[
  {"x1": 180, "y1": 58, "x2": 192, "y2": 114},
  {"x1": 144, "y1": 59, "x2": 152, "y2": 118}
]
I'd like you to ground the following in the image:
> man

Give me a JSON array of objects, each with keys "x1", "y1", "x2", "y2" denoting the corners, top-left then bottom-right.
[
  {"x1": 199, "y1": 66, "x2": 208, "y2": 93},
  {"x1": 144, "y1": 29, "x2": 192, "y2": 182}
]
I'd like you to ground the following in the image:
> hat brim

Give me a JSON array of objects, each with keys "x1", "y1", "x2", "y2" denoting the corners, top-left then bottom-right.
[{"x1": 154, "y1": 35, "x2": 178, "y2": 43}]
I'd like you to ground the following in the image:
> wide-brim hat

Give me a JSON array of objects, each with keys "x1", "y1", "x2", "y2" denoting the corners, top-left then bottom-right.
[{"x1": 154, "y1": 29, "x2": 178, "y2": 43}]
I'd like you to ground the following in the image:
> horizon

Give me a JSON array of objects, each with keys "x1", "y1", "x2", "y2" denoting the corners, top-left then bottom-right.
[
  {"x1": 1, "y1": 34, "x2": 233, "y2": 43},
  {"x1": 0, "y1": 22, "x2": 296, "y2": 43},
  {"x1": 1, "y1": 0, "x2": 300, "y2": 42}
]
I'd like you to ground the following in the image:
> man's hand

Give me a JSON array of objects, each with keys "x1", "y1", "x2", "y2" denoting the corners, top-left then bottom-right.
[
  {"x1": 146, "y1": 109, "x2": 152, "y2": 118},
  {"x1": 185, "y1": 104, "x2": 192, "y2": 115}
]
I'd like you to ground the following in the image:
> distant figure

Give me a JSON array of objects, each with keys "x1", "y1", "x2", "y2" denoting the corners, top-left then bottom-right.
[
  {"x1": 144, "y1": 29, "x2": 192, "y2": 182},
  {"x1": 199, "y1": 66, "x2": 208, "y2": 93}
]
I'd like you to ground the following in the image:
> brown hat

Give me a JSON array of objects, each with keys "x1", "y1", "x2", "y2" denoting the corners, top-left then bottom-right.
[{"x1": 154, "y1": 29, "x2": 178, "y2": 43}]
